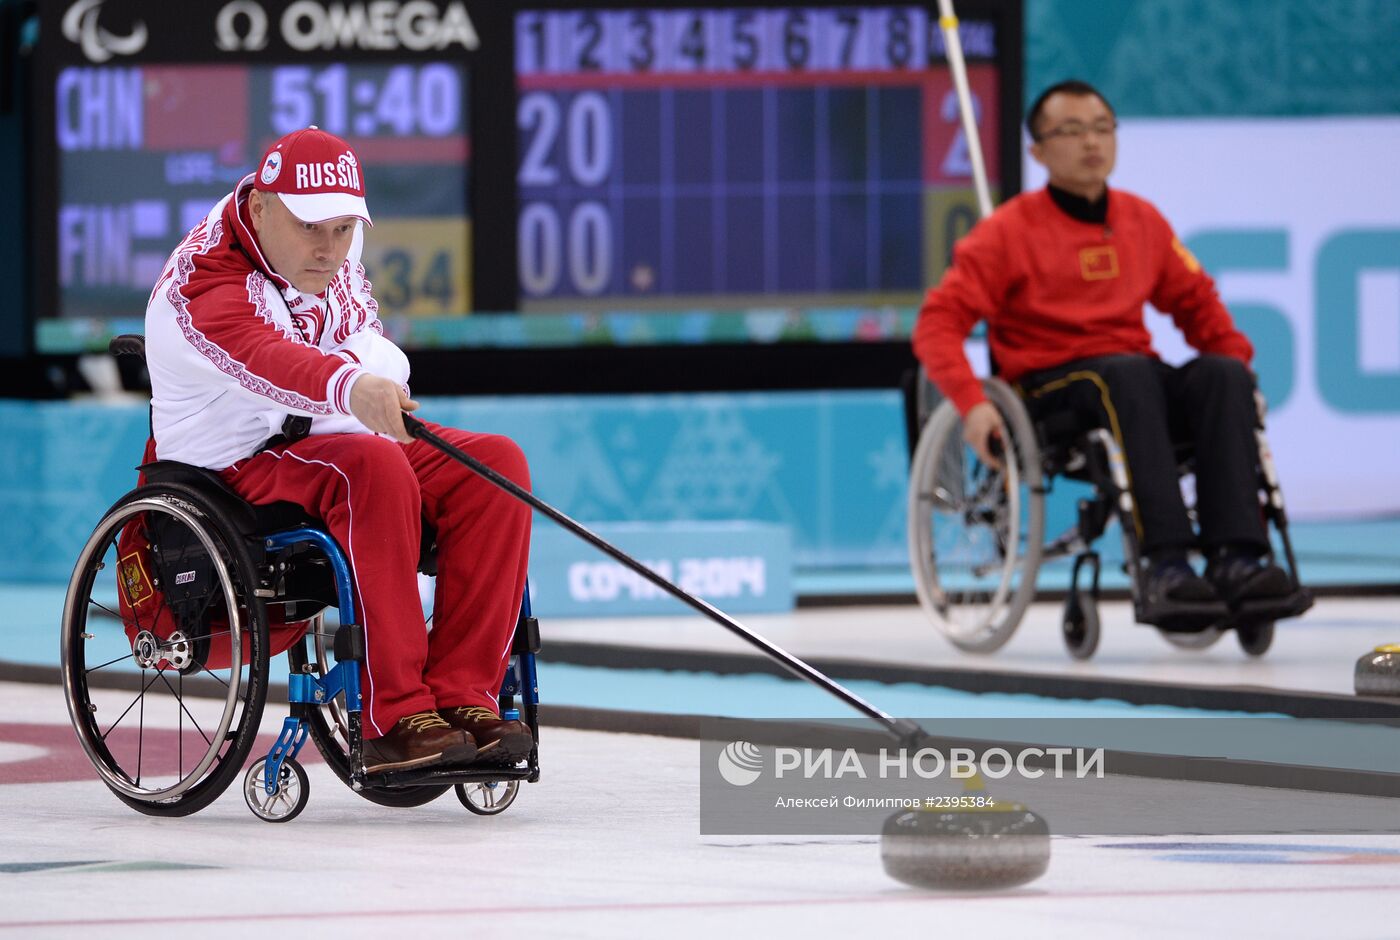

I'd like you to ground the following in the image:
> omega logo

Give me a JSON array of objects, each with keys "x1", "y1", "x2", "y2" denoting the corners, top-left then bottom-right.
[
  {"x1": 215, "y1": 0, "x2": 270, "y2": 52},
  {"x1": 213, "y1": 1, "x2": 479, "y2": 53}
]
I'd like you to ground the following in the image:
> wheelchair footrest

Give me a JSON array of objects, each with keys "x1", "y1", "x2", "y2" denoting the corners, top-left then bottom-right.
[
  {"x1": 1227, "y1": 588, "x2": 1314, "y2": 626},
  {"x1": 1135, "y1": 599, "x2": 1230, "y2": 634},
  {"x1": 361, "y1": 763, "x2": 535, "y2": 790}
]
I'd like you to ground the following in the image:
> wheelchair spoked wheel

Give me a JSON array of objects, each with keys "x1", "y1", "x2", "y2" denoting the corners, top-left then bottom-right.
[
  {"x1": 908, "y1": 379, "x2": 1045, "y2": 654},
  {"x1": 61, "y1": 483, "x2": 269, "y2": 816},
  {"x1": 456, "y1": 779, "x2": 519, "y2": 815},
  {"x1": 1158, "y1": 626, "x2": 1226, "y2": 651},
  {"x1": 286, "y1": 626, "x2": 449, "y2": 808}
]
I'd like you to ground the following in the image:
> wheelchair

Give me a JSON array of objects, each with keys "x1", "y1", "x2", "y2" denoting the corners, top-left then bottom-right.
[
  {"x1": 905, "y1": 376, "x2": 1312, "y2": 661},
  {"x1": 61, "y1": 339, "x2": 541, "y2": 822}
]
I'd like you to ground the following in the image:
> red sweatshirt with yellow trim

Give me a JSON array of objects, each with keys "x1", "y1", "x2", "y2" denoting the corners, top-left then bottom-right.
[{"x1": 912, "y1": 187, "x2": 1253, "y2": 416}]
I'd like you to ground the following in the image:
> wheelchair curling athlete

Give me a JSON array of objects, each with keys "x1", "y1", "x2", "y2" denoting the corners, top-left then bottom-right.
[
  {"x1": 142, "y1": 126, "x2": 533, "y2": 773},
  {"x1": 912, "y1": 80, "x2": 1297, "y2": 631}
]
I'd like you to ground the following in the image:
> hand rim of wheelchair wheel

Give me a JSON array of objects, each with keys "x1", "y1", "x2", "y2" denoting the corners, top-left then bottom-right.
[
  {"x1": 908, "y1": 379, "x2": 1045, "y2": 654},
  {"x1": 61, "y1": 495, "x2": 247, "y2": 803},
  {"x1": 910, "y1": 408, "x2": 1023, "y2": 646},
  {"x1": 456, "y1": 778, "x2": 519, "y2": 815},
  {"x1": 243, "y1": 757, "x2": 309, "y2": 823}
]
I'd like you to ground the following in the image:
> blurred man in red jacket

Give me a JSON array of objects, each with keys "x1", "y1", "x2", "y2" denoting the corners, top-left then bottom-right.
[{"x1": 913, "y1": 80, "x2": 1293, "y2": 629}]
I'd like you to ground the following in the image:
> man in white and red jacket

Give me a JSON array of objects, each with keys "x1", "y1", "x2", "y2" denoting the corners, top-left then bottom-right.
[{"x1": 145, "y1": 127, "x2": 532, "y2": 773}]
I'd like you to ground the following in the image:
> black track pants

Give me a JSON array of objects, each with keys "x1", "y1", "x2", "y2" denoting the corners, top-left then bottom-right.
[{"x1": 1018, "y1": 354, "x2": 1267, "y2": 556}]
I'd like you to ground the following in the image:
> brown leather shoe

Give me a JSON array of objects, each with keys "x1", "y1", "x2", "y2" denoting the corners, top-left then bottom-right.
[
  {"x1": 438, "y1": 706, "x2": 533, "y2": 762},
  {"x1": 362, "y1": 711, "x2": 477, "y2": 774}
]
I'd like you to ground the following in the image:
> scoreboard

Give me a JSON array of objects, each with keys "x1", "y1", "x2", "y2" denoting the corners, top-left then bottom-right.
[
  {"x1": 28, "y1": 0, "x2": 1020, "y2": 377},
  {"x1": 49, "y1": 61, "x2": 470, "y2": 320},
  {"x1": 515, "y1": 6, "x2": 1002, "y2": 309}
]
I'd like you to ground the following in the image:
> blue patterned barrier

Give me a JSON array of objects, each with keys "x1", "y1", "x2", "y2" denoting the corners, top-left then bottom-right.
[{"x1": 0, "y1": 390, "x2": 910, "y2": 583}]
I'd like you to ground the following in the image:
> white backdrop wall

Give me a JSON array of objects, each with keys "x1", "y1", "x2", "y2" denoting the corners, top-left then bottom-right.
[{"x1": 1023, "y1": 117, "x2": 1400, "y2": 520}]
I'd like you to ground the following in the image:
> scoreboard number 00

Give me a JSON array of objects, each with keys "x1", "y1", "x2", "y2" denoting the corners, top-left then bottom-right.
[
  {"x1": 519, "y1": 202, "x2": 612, "y2": 296},
  {"x1": 518, "y1": 90, "x2": 616, "y2": 296}
]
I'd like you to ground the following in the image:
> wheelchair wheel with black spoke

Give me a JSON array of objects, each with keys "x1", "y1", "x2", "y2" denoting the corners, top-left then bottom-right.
[
  {"x1": 287, "y1": 626, "x2": 449, "y2": 808},
  {"x1": 1062, "y1": 596, "x2": 1101, "y2": 661},
  {"x1": 61, "y1": 483, "x2": 269, "y2": 816},
  {"x1": 908, "y1": 379, "x2": 1045, "y2": 654}
]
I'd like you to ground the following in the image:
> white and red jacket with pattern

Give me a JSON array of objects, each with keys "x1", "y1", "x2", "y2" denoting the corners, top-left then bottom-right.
[{"x1": 145, "y1": 173, "x2": 409, "y2": 470}]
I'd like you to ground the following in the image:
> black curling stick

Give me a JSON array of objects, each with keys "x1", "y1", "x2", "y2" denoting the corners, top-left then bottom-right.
[{"x1": 404, "y1": 413, "x2": 926, "y2": 746}]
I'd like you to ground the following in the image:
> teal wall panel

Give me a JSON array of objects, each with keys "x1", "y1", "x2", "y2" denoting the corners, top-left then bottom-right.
[
  {"x1": 528, "y1": 521, "x2": 794, "y2": 617},
  {"x1": 1025, "y1": 0, "x2": 1400, "y2": 117},
  {"x1": 421, "y1": 391, "x2": 910, "y2": 570},
  {"x1": 0, "y1": 400, "x2": 151, "y2": 582},
  {"x1": 0, "y1": 391, "x2": 912, "y2": 583}
]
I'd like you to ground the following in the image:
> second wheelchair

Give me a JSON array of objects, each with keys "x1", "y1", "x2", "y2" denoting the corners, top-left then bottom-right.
[{"x1": 906, "y1": 377, "x2": 1312, "y2": 660}]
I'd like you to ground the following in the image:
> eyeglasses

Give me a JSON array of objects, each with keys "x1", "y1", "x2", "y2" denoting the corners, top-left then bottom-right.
[{"x1": 1037, "y1": 119, "x2": 1118, "y2": 141}]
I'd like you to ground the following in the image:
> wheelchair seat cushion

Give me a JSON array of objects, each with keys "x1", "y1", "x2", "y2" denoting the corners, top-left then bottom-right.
[
  {"x1": 141, "y1": 460, "x2": 440, "y2": 574},
  {"x1": 1024, "y1": 399, "x2": 1196, "y2": 478},
  {"x1": 140, "y1": 460, "x2": 319, "y2": 537}
]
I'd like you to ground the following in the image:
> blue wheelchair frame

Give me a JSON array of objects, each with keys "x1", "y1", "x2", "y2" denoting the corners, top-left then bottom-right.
[
  {"x1": 252, "y1": 527, "x2": 542, "y2": 800},
  {"x1": 78, "y1": 336, "x2": 542, "y2": 820}
]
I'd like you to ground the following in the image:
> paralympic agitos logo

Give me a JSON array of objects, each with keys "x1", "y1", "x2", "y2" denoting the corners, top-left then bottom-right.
[
  {"x1": 215, "y1": 1, "x2": 479, "y2": 53},
  {"x1": 62, "y1": 0, "x2": 148, "y2": 63}
]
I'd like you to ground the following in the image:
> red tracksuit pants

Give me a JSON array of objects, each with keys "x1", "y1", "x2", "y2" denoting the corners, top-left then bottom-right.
[{"x1": 220, "y1": 424, "x2": 531, "y2": 740}]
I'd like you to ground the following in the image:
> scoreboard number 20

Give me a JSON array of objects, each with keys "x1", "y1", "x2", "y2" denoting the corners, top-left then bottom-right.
[{"x1": 518, "y1": 91, "x2": 616, "y2": 297}]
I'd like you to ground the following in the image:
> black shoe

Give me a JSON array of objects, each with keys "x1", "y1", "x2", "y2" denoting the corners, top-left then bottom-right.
[
  {"x1": 1147, "y1": 556, "x2": 1219, "y2": 603},
  {"x1": 1206, "y1": 552, "x2": 1294, "y2": 610},
  {"x1": 1138, "y1": 556, "x2": 1228, "y2": 632}
]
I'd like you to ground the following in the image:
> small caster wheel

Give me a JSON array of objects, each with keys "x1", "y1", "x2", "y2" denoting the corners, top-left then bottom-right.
[
  {"x1": 244, "y1": 757, "x2": 309, "y2": 823},
  {"x1": 456, "y1": 779, "x2": 519, "y2": 816},
  {"x1": 1062, "y1": 596, "x2": 1100, "y2": 661},
  {"x1": 1236, "y1": 620, "x2": 1275, "y2": 657},
  {"x1": 1160, "y1": 625, "x2": 1225, "y2": 651}
]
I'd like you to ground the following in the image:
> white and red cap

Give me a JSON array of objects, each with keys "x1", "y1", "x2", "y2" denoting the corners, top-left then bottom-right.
[{"x1": 253, "y1": 126, "x2": 372, "y2": 226}]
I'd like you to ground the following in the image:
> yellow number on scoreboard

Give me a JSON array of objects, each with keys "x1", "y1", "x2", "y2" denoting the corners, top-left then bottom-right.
[
  {"x1": 923, "y1": 186, "x2": 999, "y2": 286},
  {"x1": 360, "y1": 219, "x2": 472, "y2": 316}
]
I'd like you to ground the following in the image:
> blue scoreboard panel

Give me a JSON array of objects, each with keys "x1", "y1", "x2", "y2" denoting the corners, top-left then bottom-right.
[
  {"x1": 515, "y1": 6, "x2": 1004, "y2": 311},
  {"x1": 51, "y1": 61, "x2": 471, "y2": 321},
  {"x1": 28, "y1": 0, "x2": 1019, "y2": 390}
]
